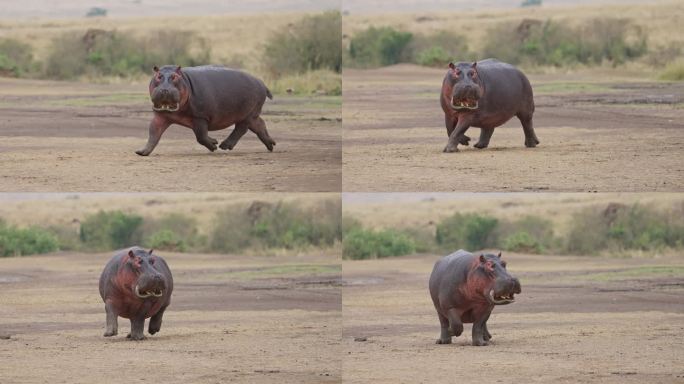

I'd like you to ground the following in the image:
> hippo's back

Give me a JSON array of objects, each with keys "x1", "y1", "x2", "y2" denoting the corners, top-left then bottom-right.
[{"x1": 429, "y1": 250, "x2": 475, "y2": 304}]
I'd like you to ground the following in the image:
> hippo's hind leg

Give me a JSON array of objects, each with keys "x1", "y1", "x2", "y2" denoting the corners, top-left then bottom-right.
[
  {"x1": 219, "y1": 122, "x2": 249, "y2": 150},
  {"x1": 103, "y1": 300, "x2": 118, "y2": 337},
  {"x1": 148, "y1": 305, "x2": 168, "y2": 335},
  {"x1": 436, "y1": 312, "x2": 452, "y2": 344},
  {"x1": 474, "y1": 127, "x2": 494, "y2": 149},
  {"x1": 517, "y1": 112, "x2": 539, "y2": 148},
  {"x1": 127, "y1": 317, "x2": 146, "y2": 341},
  {"x1": 191, "y1": 118, "x2": 218, "y2": 152},
  {"x1": 248, "y1": 117, "x2": 276, "y2": 152}
]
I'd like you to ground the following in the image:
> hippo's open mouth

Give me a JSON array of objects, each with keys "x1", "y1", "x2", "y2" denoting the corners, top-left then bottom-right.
[
  {"x1": 134, "y1": 285, "x2": 164, "y2": 299},
  {"x1": 486, "y1": 289, "x2": 515, "y2": 305},
  {"x1": 451, "y1": 97, "x2": 479, "y2": 111},
  {"x1": 152, "y1": 103, "x2": 179, "y2": 112}
]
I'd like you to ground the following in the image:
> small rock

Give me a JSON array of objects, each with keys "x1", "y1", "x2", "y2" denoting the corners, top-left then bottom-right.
[
  {"x1": 0, "y1": 334, "x2": 11, "y2": 340},
  {"x1": 354, "y1": 337, "x2": 367, "y2": 342}
]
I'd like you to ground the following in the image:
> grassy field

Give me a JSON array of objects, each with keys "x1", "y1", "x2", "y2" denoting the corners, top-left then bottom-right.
[{"x1": 343, "y1": 1, "x2": 684, "y2": 75}]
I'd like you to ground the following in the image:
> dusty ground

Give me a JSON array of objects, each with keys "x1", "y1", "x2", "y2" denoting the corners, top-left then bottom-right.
[
  {"x1": 343, "y1": 252, "x2": 684, "y2": 384},
  {"x1": 0, "y1": 250, "x2": 341, "y2": 383},
  {"x1": 0, "y1": 78, "x2": 341, "y2": 192},
  {"x1": 342, "y1": 65, "x2": 684, "y2": 192}
]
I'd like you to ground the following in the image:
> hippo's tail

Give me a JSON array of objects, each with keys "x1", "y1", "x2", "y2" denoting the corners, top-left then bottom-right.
[{"x1": 266, "y1": 87, "x2": 273, "y2": 100}]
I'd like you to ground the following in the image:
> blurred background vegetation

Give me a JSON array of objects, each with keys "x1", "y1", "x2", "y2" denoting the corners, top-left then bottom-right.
[
  {"x1": 342, "y1": 1, "x2": 684, "y2": 80},
  {"x1": 342, "y1": 199, "x2": 684, "y2": 260},
  {"x1": 0, "y1": 10, "x2": 341, "y2": 95},
  {"x1": 0, "y1": 196, "x2": 341, "y2": 257}
]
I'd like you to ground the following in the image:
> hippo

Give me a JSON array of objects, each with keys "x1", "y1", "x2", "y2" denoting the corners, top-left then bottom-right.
[
  {"x1": 99, "y1": 247, "x2": 173, "y2": 340},
  {"x1": 429, "y1": 249, "x2": 521, "y2": 346},
  {"x1": 440, "y1": 59, "x2": 539, "y2": 152},
  {"x1": 136, "y1": 65, "x2": 275, "y2": 156}
]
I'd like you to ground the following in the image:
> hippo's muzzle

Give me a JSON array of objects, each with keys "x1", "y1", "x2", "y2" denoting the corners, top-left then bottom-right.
[
  {"x1": 134, "y1": 285, "x2": 164, "y2": 298},
  {"x1": 486, "y1": 277, "x2": 521, "y2": 306}
]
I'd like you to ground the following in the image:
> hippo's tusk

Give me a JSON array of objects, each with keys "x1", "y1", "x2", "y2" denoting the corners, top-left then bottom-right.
[
  {"x1": 152, "y1": 290, "x2": 163, "y2": 297},
  {"x1": 450, "y1": 97, "x2": 478, "y2": 111},
  {"x1": 486, "y1": 289, "x2": 515, "y2": 305},
  {"x1": 134, "y1": 285, "x2": 154, "y2": 299}
]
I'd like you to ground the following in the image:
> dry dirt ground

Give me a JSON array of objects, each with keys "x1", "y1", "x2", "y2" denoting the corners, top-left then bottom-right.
[
  {"x1": 342, "y1": 65, "x2": 684, "y2": 192},
  {"x1": 0, "y1": 78, "x2": 341, "y2": 192},
  {"x1": 343, "y1": 253, "x2": 684, "y2": 384},
  {"x1": 0, "y1": 251, "x2": 341, "y2": 383}
]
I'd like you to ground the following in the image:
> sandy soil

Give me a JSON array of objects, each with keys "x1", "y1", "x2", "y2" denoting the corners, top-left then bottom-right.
[
  {"x1": 0, "y1": 250, "x2": 341, "y2": 383},
  {"x1": 0, "y1": 78, "x2": 341, "y2": 192},
  {"x1": 342, "y1": 252, "x2": 684, "y2": 384},
  {"x1": 342, "y1": 65, "x2": 684, "y2": 192}
]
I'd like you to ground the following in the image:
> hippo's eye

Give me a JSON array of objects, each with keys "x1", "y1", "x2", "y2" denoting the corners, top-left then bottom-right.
[
  {"x1": 501, "y1": 261, "x2": 507, "y2": 268},
  {"x1": 149, "y1": 257, "x2": 156, "y2": 264},
  {"x1": 468, "y1": 71, "x2": 474, "y2": 77}
]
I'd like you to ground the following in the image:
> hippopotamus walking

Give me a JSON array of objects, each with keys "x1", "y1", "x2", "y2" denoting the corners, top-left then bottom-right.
[
  {"x1": 99, "y1": 247, "x2": 173, "y2": 340},
  {"x1": 429, "y1": 249, "x2": 521, "y2": 346},
  {"x1": 136, "y1": 65, "x2": 275, "y2": 156},
  {"x1": 440, "y1": 59, "x2": 539, "y2": 152}
]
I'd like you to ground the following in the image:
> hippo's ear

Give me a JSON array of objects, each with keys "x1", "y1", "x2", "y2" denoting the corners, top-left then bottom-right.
[
  {"x1": 148, "y1": 249, "x2": 154, "y2": 255},
  {"x1": 497, "y1": 252, "x2": 502, "y2": 259},
  {"x1": 448, "y1": 62, "x2": 455, "y2": 70},
  {"x1": 471, "y1": 61, "x2": 477, "y2": 69},
  {"x1": 153, "y1": 66, "x2": 159, "y2": 73},
  {"x1": 175, "y1": 66, "x2": 182, "y2": 74},
  {"x1": 479, "y1": 254, "x2": 486, "y2": 263},
  {"x1": 128, "y1": 249, "x2": 136, "y2": 259}
]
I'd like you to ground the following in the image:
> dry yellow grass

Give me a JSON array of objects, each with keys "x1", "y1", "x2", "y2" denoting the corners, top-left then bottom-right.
[
  {"x1": 0, "y1": 193, "x2": 338, "y2": 233},
  {"x1": 343, "y1": 1, "x2": 684, "y2": 56},
  {"x1": 342, "y1": 193, "x2": 684, "y2": 237}
]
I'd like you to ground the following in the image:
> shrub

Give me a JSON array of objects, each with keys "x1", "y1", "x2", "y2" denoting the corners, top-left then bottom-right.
[
  {"x1": 146, "y1": 229, "x2": 187, "y2": 252},
  {"x1": 262, "y1": 11, "x2": 341, "y2": 77},
  {"x1": 211, "y1": 200, "x2": 341, "y2": 253},
  {"x1": 503, "y1": 231, "x2": 542, "y2": 253},
  {"x1": 79, "y1": 210, "x2": 143, "y2": 251},
  {"x1": 435, "y1": 213, "x2": 499, "y2": 251},
  {"x1": 483, "y1": 18, "x2": 647, "y2": 67},
  {"x1": 0, "y1": 224, "x2": 59, "y2": 257},
  {"x1": 659, "y1": 60, "x2": 684, "y2": 81},
  {"x1": 409, "y1": 30, "x2": 473, "y2": 68},
  {"x1": 45, "y1": 29, "x2": 210, "y2": 80},
  {"x1": 0, "y1": 38, "x2": 36, "y2": 77},
  {"x1": 343, "y1": 227, "x2": 415, "y2": 260},
  {"x1": 348, "y1": 26, "x2": 413, "y2": 67}
]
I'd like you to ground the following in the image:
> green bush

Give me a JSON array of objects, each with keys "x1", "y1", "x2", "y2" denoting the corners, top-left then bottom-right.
[
  {"x1": 348, "y1": 26, "x2": 413, "y2": 67},
  {"x1": 659, "y1": 60, "x2": 684, "y2": 81},
  {"x1": 0, "y1": 223, "x2": 59, "y2": 257},
  {"x1": 79, "y1": 210, "x2": 143, "y2": 251},
  {"x1": 343, "y1": 227, "x2": 415, "y2": 260},
  {"x1": 564, "y1": 203, "x2": 684, "y2": 254},
  {"x1": 146, "y1": 229, "x2": 187, "y2": 252},
  {"x1": 503, "y1": 231, "x2": 542, "y2": 253},
  {"x1": 262, "y1": 11, "x2": 341, "y2": 77},
  {"x1": 45, "y1": 30, "x2": 210, "y2": 80},
  {"x1": 483, "y1": 18, "x2": 647, "y2": 67},
  {"x1": 409, "y1": 30, "x2": 473, "y2": 68},
  {"x1": 436, "y1": 213, "x2": 499, "y2": 251},
  {"x1": 211, "y1": 200, "x2": 341, "y2": 253},
  {"x1": 0, "y1": 38, "x2": 36, "y2": 77}
]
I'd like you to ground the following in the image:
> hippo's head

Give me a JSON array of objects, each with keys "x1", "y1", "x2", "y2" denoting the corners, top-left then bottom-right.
[
  {"x1": 149, "y1": 65, "x2": 189, "y2": 113},
  {"x1": 125, "y1": 248, "x2": 167, "y2": 299},
  {"x1": 477, "y1": 252, "x2": 521, "y2": 306},
  {"x1": 446, "y1": 61, "x2": 484, "y2": 111}
]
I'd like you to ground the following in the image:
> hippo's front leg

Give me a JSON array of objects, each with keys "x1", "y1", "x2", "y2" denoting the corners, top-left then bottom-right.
[
  {"x1": 472, "y1": 311, "x2": 492, "y2": 346},
  {"x1": 148, "y1": 305, "x2": 167, "y2": 335},
  {"x1": 103, "y1": 300, "x2": 118, "y2": 337},
  {"x1": 444, "y1": 120, "x2": 471, "y2": 153},
  {"x1": 136, "y1": 114, "x2": 170, "y2": 156},
  {"x1": 127, "y1": 317, "x2": 146, "y2": 341},
  {"x1": 192, "y1": 118, "x2": 218, "y2": 152}
]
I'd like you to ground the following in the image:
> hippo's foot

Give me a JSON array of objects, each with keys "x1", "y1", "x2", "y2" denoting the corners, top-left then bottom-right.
[
  {"x1": 443, "y1": 144, "x2": 459, "y2": 153},
  {"x1": 219, "y1": 140, "x2": 236, "y2": 151},
  {"x1": 525, "y1": 137, "x2": 540, "y2": 148},
  {"x1": 265, "y1": 139, "x2": 276, "y2": 152},
  {"x1": 457, "y1": 134, "x2": 470, "y2": 146},
  {"x1": 126, "y1": 333, "x2": 146, "y2": 341},
  {"x1": 436, "y1": 338, "x2": 452, "y2": 345},
  {"x1": 135, "y1": 148, "x2": 151, "y2": 156},
  {"x1": 474, "y1": 141, "x2": 489, "y2": 149},
  {"x1": 484, "y1": 330, "x2": 492, "y2": 341},
  {"x1": 450, "y1": 324, "x2": 464, "y2": 337},
  {"x1": 148, "y1": 324, "x2": 161, "y2": 335},
  {"x1": 204, "y1": 137, "x2": 218, "y2": 152},
  {"x1": 103, "y1": 330, "x2": 117, "y2": 337},
  {"x1": 472, "y1": 339, "x2": 489, "y2": 347}
]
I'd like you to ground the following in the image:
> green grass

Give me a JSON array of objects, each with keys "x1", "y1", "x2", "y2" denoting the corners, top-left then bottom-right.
[
  {"x1": 658, "y1": 61, "x2": 684, "y2": 81},
  {"x1": 579, "y1": 266, "x2": 684, "y2": 282},
  {"x1": 209, "y1": 264, "x2": 341, "y2": 280}
]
